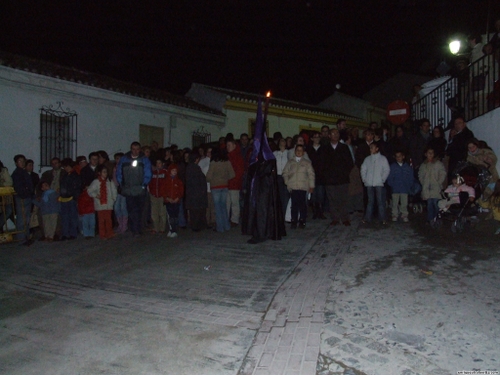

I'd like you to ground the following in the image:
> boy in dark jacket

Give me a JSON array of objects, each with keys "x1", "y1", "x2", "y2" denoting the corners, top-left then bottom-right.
[{"x1": 387, "y1": 151, "x2": 414, "y2": 222}]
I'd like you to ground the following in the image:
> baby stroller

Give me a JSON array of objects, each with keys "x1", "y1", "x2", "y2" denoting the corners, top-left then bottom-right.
[
  {"x1": 432, "y1": 163, "x2": 491, "y2": 232},
  {"x1": 455, "y1": 161, "x2": 493, "y2": 193},
  {"x1": 433, "y1": 191, "x2": 477, "y2": 232}
]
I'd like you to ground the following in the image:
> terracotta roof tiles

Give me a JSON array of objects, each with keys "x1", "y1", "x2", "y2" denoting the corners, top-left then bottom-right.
[{"x1": 0, "y1": 51, "x2": 224, "y2": 117}]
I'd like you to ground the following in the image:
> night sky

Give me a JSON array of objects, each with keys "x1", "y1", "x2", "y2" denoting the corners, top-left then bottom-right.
[{"x1": 1, "y1": 0, "x2": 499, "y2": 104}]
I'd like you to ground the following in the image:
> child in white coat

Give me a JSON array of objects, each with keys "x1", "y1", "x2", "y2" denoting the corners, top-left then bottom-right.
[{"x1": 361, "y1": 142, "x2": 390, "y2": 224}]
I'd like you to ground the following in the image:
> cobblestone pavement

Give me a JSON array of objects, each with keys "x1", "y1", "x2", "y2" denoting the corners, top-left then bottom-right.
[{"x1": 1, "y1": 211, "x2": 499, "y2": 375}]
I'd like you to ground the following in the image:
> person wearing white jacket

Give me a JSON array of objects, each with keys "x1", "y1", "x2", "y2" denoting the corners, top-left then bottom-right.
[{"x1": 360, "y1": 142, "x2": 390, "y2": 224}]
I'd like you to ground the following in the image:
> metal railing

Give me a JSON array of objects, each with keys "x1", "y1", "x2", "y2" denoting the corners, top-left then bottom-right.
[{"x1": 413, "y1": 52, "x2": 500, "y2": 126}]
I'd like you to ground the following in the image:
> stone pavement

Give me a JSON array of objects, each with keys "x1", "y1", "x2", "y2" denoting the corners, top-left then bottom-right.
[
  {"x1": 1, "y1": 212, "x2": 499, "y2": 375},
  {"x1": 317, "y1": 218, "x2": 500, "y2": 375},
  {"x1": 238, "y1": 213, "x2": 500, "y2": 375},
  {"x1": 0, "y1": 219, "x2": 319, "y2": 375},
  {"x1": 238, "y1": 220, "x2": 354, "y2": 375}
]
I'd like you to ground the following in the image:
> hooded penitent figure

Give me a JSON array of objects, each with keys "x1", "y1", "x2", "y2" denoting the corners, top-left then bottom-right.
[{"x1": 242, "y1": 99, "x2": 286, "y2": 244}]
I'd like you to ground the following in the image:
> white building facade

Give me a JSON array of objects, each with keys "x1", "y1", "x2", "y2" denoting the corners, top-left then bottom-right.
[{"x1": 0, "y1": 55, "x2": 225, "y2": 172}]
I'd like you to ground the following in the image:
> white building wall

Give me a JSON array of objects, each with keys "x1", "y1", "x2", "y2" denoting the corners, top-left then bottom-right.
[
  {"x1": 467, "y1": 107, "x2": 500, "y2": 178},
  {"x1": 0, "y1": 67, "x2": 224, "y2": 172}
]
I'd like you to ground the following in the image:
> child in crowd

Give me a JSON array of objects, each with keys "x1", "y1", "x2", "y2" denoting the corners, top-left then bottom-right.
[
  {"x1": 387, "y1": 151, "x2": 414, "y2": 222},
  {"x1": 282, "y1": 144, "x2": 315, "y2": 229},
  {"x1": 88, "y1": 165, "x2": 117, "y2": 240},
  {"x1": 165, "y1": 164, "x2": 184, "y2": 238},
  {"x1": 478, "y1": 179, "x2": 500, "y2": 234},
  {"x1": 78, "y1": 187, "x2": 95, "y2": 239},
  {"x1": 360, "y1": 142, "x2": 390, "y2": 224},
  {"x1": 438, "y1": 175, "x2": 475, "y2": 212},
  {"x1": 33, "y1": 181, "x2": 60, "y2": 241},
  {"x1": 149, "y1": 158, "x2": 168, "y2": 234},
  {"x1": 59, "y1": 158, "x2": 82, "y2": 240},
  {"x1": 418, "y1": 147, "x2": 447, "y2": 224}
]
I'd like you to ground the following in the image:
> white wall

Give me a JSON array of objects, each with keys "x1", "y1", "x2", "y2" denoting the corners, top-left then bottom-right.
[
  {"x1": 0, "y1": 67, "x2": 224, "y2": 172},
  {"x1": 468, "y1": 107, "x2": 500, "y2": 178}
]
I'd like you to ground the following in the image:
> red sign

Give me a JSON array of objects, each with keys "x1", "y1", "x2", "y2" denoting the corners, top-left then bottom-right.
[{"x1": 386, "y1": 100, "x2": 410, "y2": 125}]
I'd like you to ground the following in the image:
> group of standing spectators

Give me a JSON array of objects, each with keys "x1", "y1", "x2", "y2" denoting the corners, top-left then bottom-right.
[
  {"x1": 0, "y1": 147, "x2": 151, "y2": 245},
  {"x1": 1, "y1": 114, "x2": 499, "y2": 246}
]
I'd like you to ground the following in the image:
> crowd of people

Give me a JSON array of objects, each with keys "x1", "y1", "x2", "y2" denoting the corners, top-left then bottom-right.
[{"x1": 1, "y1": 115, "x2": 499, "y2": 246}]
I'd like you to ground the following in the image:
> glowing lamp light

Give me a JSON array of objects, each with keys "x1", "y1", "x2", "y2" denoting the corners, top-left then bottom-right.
[
  {"x1": 266, "y1": 91, "x2": 271, "y2": 98},
  {"x1": 132, "y1": 160, "x2": 138, "y2": 167},
  {"x1": 449, "y1": 40, "x2": 461, "y2": 55}
]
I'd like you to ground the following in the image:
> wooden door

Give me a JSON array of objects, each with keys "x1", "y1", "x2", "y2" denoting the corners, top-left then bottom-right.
[{"x1": 139, "y1": 124, "x2": 164, "y2": 148}]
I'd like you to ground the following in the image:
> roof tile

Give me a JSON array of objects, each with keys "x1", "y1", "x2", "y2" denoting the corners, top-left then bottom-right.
[{"x1": 0, "y1": 51, "x2": 224, "y2": 117}]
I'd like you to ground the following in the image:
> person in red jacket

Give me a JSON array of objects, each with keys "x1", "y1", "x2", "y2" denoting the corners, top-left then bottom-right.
[
  {"x1": 165, "y1": 164, "x2": 184, "y2": 238},
  {"x1": 226, "y1": 139, "x2": 245, "y2": 227},
  {"x1": 148, "y1": 159, "x2": 169, "y2": 234}
]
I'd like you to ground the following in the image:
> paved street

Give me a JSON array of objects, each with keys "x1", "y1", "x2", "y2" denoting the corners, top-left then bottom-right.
[{"x1": 0, "y1": 211, "x2": 499, "y2": 375}]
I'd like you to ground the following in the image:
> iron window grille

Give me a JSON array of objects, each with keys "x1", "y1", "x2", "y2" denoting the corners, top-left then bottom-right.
[
  {"x1": 39, "y1": 102, "x2": 77, "y2": 169},
  {"x1": 192, "y1": 127, "x2": 211, "y2": 148}
]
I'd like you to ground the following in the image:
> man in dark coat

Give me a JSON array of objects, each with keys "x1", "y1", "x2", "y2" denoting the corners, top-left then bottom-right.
[
  {"x1": 185, "y1": 152, "x2": 208, "y2": 232},
  {"x1": 322, "y1": 128, "x2": 354, "y2": 226},
  {"x1": 11, "y1": 154, "x2": 34, "y2": 244},
  {"x1": 306, "y1": 131, "x2": 327, "y2": 219},
  {"x1": 446, "y1": 116, "x2": 475, "y2": 182}
]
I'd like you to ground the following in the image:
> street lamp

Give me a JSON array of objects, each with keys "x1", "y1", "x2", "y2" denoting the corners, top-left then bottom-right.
[{"x1": 449, "y1": 40, "x2": 461, "y2": 55}]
